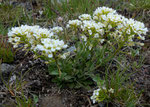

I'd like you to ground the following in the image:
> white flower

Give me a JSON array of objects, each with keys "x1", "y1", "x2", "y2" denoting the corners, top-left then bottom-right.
[
  {"x1": 50, "y1": 26, "x2": 63, "y2": 34},
  {"x1": 136, "y1": 42, "x2": 144, "y2": 46},
  {"x1": 91, "y1": 88, "x2": 100, "y2": 104},
  {"x1": 108, "y1": 88, "x2": 114, "y2": 93},
  {"x1": 101, "y1": 86, "x2": 106, "y2": 90},
  {"x1": 94, "y1": 33, "x2": 99, "y2": 38},
  {"x1": 14, "y1": 37, "x2": 20, "y2": 42},
  {"x1": 81, "y1": 35, "x2": 87, "y2": 41},
  {"x1": 137, "y1": 35, "x2": 145, "y2": 40},
  {"x1": 81, "y1": 20, "x2": 103, "y2": 33},
  {"x1": 67, "y1": 19, "x2": 82, "y2": 28},
  {"x1": 35, "y1": 45, "x2": 45, "y2": 51},
  {"x1": 108, "y1": 25, "x2": 112, "y2": 29},
  {"x1": 91, "y1": 87, "x2": 109, "y2": 104},
  {"x1": 89, "y1": 45, "x2": 93, "y2": 50},
  {"x1": 97, "y1": 29, "x2": 104, "y2": 35},
  {"x1": 13, "y1": 44, "x2": 18, "y2": 48},
  {"x1": 8, "y1": 37, "x2": 14, "y2": 43},
  {"x1": 60, "y1": 52, "x2": 70, "y2": 59},
  {"x1": 88, "y1": 30, "x2": 92, "y2": 35},
  {"x1": 101, "y1": 15, "x2": 107, "y2": 21},
  {"x1": 94, "y1": 6, "x2": 116, "y2": 15},
  {"x1": 107, "y1": 14, "x2": 123, "y2": 23},
  {"x1": 39, "y1": 10, "x2": 43, "y2": 15},
  {"x1": 100, "y1": 39, "x2": 105, "y2": 44},
  {"x1": 63, "y1": 44, "x2": 68, "y2": 48},
  {"x1": 48, "y1": 54, "x2": 53, "y2": 58},
  {"x1": 93, "y1": 6, "x2": 116, "y2": 21},
  {"x1": 41, "y1": 39, "x2": 67, "y2": 54},
  {"x1": 79, "y1": 14, "x2": 91, "y2": 20}
]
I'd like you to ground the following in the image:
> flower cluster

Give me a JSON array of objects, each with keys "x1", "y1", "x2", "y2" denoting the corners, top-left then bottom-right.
[
  {"x1": 8, "y1": 25, "x2": 67, "y2": 59},
  {"x1": 50, "y1": 26, "x2": 63, "y2": 34},
  {"x1": 91, "y1": 87, "x2": 114, "y2": 104},
  {"x1": 79, "y1": 14, "x2": 92, "y2": 21},
  {"x1": 93, "y1": 7, "x2": 117, "y2": 17},
  {"x1": 67, "y1": 19, "x2": 82, "y2": 28},
  {"x1": 67, "y1": 6, "x2": 148, "y2": 47}
]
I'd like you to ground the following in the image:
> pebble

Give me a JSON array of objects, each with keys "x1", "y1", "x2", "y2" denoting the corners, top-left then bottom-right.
[{"x1": 0, "y1": 63, "x2": 15, "y2": 74}]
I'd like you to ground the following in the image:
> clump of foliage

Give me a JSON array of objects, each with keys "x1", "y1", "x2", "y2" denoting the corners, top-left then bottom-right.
[
  {"x1": 0, "y1": 24, "x2": 8, "y2": 35},
  {"x1": 124, "y1": 0, "x2": 150, "y2": 11},
  {"x1": 43, "y1": 0, "x2": 102, "y2": 19},
  {"x1": 8, "y1": 6, "x2": 148, "y2": 89},
  {"x1": 15, "y1": 93, "x2": 38, "y2": 107},
  {"x1": 0, "y1": 23, "x2": 14, "y2": 63},
  {"x1": 0, "y1": 3, "x2": 23, "y2": 27},
  {"x1": 48, "y1": 6, "x2": 147, "y2": 88},
  {"x1": 91, "y1": 64, "x2": 140, "y2": 106}
]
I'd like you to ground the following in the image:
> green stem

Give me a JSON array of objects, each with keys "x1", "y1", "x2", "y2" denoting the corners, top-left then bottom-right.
[
  {"x1": 91, "y1": 41, "x2": 125, "y2": 72},
  {"x1": 53, "y1": 53, "x2": 62, "y2": 77}
]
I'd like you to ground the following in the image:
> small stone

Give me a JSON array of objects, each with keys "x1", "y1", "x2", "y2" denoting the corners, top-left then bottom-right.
[
  {"x1": 9, "y1": 75, "x2": 16, "y2": 83},
  {"x1": 98, "y1": 103, "x2": 105, "y2": 107},
  {"x1": 0, "y1": 63, "x2": 15, "y2": 74},
  {"x1": 144, "y1": 51, "x2": 150, "y2": 65},
  {"x1": 67, "y1": 46, "x2": 76, "y2": 53},
  {"x1": 40, "y1": 95, "x2": 64, "y2": 107}
]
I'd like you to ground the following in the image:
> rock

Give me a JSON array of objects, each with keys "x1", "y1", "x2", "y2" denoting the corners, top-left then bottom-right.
[
  {"x1": 63, "y1": 45, "x2": 76, "y2": 56},
  {"x1": 67, "y1": 46, "x2": 76, "y2": 52},
  {"x1": 51, "y1": 0, "x2": 68, "y2": 4},
  {"x1": 98, "y1": 103, "x2": 105, "y2": 107},
  {"x1": 144, "y1": 51, "x2": 150, "y2": 65},
  {"x1": 40, "y1": 95, "x2": 64, "y2": 107},
  {"x1": 0, "y1": 63, "x2": 15, "y2": 74}
]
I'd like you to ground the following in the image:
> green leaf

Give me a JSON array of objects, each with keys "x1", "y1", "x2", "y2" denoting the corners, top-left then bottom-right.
[
  {"x1": 92, "y1": 74, "x2": 105, "y2": 86},
  {"x1": 32, "y1": 94, "x2": 38, "y2": 104},
  {"x1": 50, "y1": 70, "x2": 59, "y2": 75},
  {"x1": 68, "y1": 83, "x2": 75, "y2": 89},
  {"x1": 64, "y1": 75, "x2": 72, "y2": 80}
]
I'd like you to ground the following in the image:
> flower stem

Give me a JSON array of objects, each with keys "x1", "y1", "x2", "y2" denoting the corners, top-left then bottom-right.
[
  {"x1": 53, "y1": 53, "x2": 61, "y2": 77},
  {"x1": 91, "y1": 40, "x2": 126, "y2": 72}
]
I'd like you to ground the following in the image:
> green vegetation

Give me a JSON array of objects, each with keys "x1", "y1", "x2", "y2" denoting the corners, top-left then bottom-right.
[
  {"x1": 0, "y1": 36, "x2": 14, "y2": 63},
  {"x1": 0, "y1": 24, "x2": 8, "y2": 35},
  {"x1": 44, "y1": 0, "x2": 101, "y2": 19},
  {"x1": 0, "y1": 3, "x2": 23, "y2": 27},
  {"x1": 48, "y1": 43, "x2": 113, "y2": 89},
  {"x1": 125, "y1": 0, "x2": 150, "y2": 11},
  {"x1": 0, "y1": 0, "x2": 149, "y2": 27},
  {"x1": 93, "y1": 70, "x2": 140, "y2": 106}
]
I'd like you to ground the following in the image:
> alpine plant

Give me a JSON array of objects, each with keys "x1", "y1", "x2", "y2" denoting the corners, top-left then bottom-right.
[{"x1": 66, "y1": 6, "x2": 148, "y2": 103}]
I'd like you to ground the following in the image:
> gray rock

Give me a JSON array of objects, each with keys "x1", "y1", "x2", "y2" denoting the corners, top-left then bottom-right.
[
  {"x1": 51, "y1": 0, "x2": 69, "y2": 4},
  {"x1": 144, "y1": 51, "x2": 150, "y2": 65},
  {"x1": 98, "y1": 103, "x2": 105, "y2": 107},
  {"x1": 0, "y1": 63, "x2": 15, "y2": 74},
  {"x1": 67, "y1": 46, "x2": 76, "y2": 53},
  {"x1": 40, "y1": 95, "x2": 64, "y2": 107}
]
